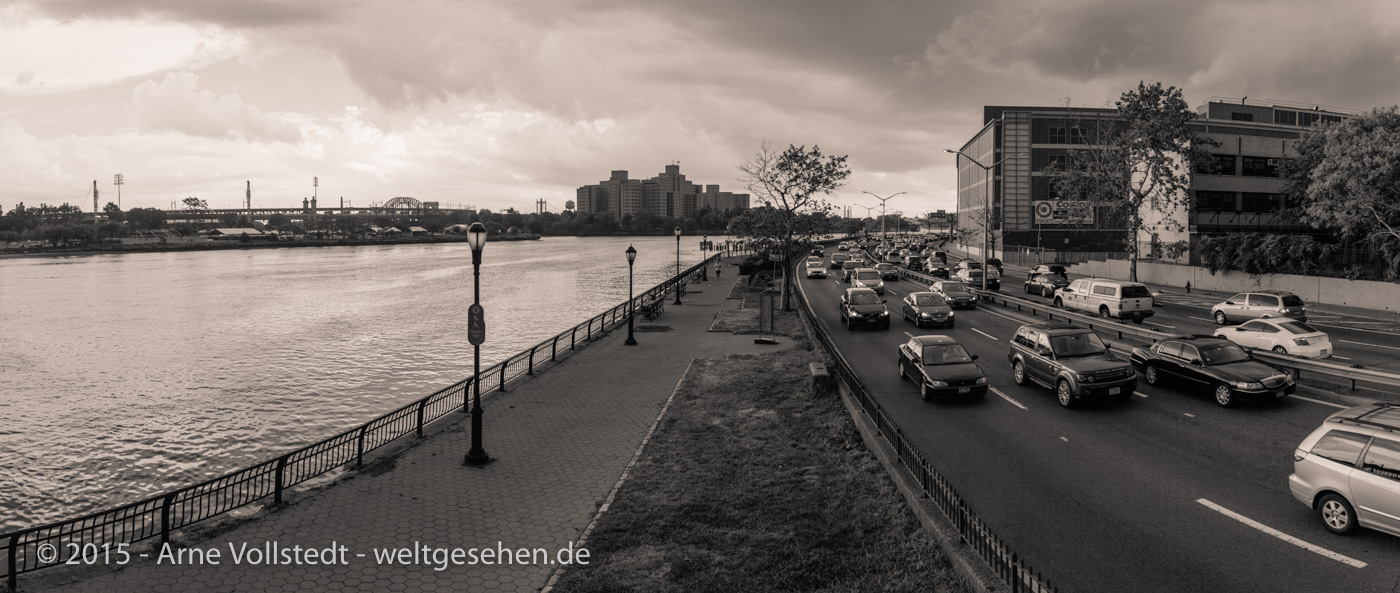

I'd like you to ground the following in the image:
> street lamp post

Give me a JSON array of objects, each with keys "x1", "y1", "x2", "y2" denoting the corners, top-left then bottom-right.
[
  {"x1": 862, "y1": 191, "x2": 904, "y2": 250},
  {"x1": 464, "y1": 222, "x2": 492, "y2": 467},
  {"x1": 943, "y1": 149, "x2": 1025, "y2": 291},
  {"x1": 625, "y1": 244, "x2": 638, "y2": 346},
  {"x1": 674, "y1": 227, "x2": 683, "y2": 305}
]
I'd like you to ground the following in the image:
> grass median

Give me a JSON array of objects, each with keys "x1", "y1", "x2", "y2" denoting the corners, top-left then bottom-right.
[{"x1": 551, "y1": 319, "x2": 966, "y2": 592}]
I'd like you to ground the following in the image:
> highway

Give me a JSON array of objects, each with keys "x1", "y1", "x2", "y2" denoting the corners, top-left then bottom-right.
[{"x1": 799, "y1": 259, "x2": 1400, "y2": 593}]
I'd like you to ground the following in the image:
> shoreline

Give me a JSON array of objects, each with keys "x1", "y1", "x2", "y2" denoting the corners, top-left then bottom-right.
[{"x1": 0, "y1": 234, "x2": 542, "y2": 259}]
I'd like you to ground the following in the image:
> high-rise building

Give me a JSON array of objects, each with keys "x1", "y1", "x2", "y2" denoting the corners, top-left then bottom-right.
[{"x1": 575, "y1": 164, "x2": 748, "y2": 217}]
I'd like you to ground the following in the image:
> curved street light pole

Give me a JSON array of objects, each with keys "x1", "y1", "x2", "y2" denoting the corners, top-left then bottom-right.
[
  {"x1": 943, "y1": 149, "x2": 1024, "y2": 291},
  {"x1": 861, "y1": 191, "x2": 905, "y2": 248}
]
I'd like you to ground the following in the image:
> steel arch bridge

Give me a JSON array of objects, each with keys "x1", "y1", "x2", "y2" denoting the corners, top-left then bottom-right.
[{"x1": 384, "y1": 197, "x2": 423, "y2": 209}]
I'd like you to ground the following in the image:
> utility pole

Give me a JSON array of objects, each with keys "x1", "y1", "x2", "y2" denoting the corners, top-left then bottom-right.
[
  {"x1": 246, "y1": 180, "x2": 252, "y2": 213},
  {"x1": 861, "y1": 191, "x2": 904, "y2": 248},
  {"x1": 113, "y1": 174, "x2": 124, "y2": 210},
  {"x1": 92, "y1": 181, "x2": 99, "y2": 229}
]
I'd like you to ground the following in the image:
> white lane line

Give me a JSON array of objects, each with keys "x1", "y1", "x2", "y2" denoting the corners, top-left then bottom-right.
[
  {"x1": 971, "y1": 328, "x2": 999, "y2": 341},
  {"x1": 1313, "y1": 323, "x2": 1400, "y2": 337},
  {"x1": 887, "y1": 289, "x2": 899, "y2": 295},
  {"x1": 904, "y1": 331, "x2": 916, "y2": 339},
  {"x1": 1189, "y1": 316, "x2": 1216, "y2": 322},
  {"x1": 1196, "y1": 498, "x2": 1367, "y2": 568},
  {"x1": 1059, "y1": 436, "x2": 1069, "y2": 442},
  {"x1": 1184, "y1": 413, "x2": 1195, "y2": 418},
  {"x1": 1290, "y1": 394, "x2": 1348, "y2": 409},
  {"x1": 988, "y1": 387, "x2": 1028, "y2": 410},
  {"x1": 1339, "y1": 339, "x2": 1400, "y2": 351},
  {"x1": 1145, "y1": 321, "x2": 1176, "y2": 329},
  {"x1": 1134, "y1": 391, "x2": 1150, "y2": 398},
  {"x1": 1331, "y1": 355, "x2": 1352, "y2": 360}
]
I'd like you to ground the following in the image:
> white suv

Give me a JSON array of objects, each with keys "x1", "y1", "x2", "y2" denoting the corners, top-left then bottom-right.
[
  {"x1": 1290, "y1": 403, "x2": 1400, "y2": 537},
  {"x1": 1053, "y1": 278, "x2": 1154, "y2": 324}
]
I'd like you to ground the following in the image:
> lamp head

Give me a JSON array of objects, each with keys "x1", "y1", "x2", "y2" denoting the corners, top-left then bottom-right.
[
  {"x1": 466, "y1": 222, "x2": 488, "y2": 251},
  {"x1": 674, "y1": 227, "x2": 681, "y2": 237},
  {"x1": 625, "y1": 244, "x2": 636, "y2": 263}
]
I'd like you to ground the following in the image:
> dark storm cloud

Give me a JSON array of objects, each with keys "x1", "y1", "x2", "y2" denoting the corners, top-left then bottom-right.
[{"x1": 28, "y1": 0, "x2": 340, "y2": 27}]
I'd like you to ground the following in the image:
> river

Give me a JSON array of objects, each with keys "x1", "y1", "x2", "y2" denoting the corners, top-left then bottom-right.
[{"x1": 0, "y1": 235, "x2": 723, "y2": 531}]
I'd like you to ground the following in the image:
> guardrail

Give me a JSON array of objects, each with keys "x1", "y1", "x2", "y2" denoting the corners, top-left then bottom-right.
[
  {"x1": 792, "y1": 260, "x2": 1058, "y2": 593},
  {"x1": 1, "y1": 253, "x2": 721, "y2": 592},
  {"x1": 889, "y1": 263, "x2": 1400, "y2": 394}
]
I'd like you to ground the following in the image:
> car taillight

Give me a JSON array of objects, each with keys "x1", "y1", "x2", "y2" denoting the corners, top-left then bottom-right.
[
  {"x1": 1277, "y1": 308, "x2": 1287, "y2": 313},
  {"x1": 1293, "y1": 338, "x2": 1310, "y2": 346}
]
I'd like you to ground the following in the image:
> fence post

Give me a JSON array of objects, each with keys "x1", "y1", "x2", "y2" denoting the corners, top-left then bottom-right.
[
  {"x1": 356, "y1": 426, "x2": 367, "y2": 469},
  {"x1": 416, "y1": 398, "x2": 427, "y2": 437},
  {"x1": 571, "y1": 327, "x2": 576, "y2": 350},
  {"x1": 499, "y1": 363, "x2": 506, "y2": 392},
  {"x1": 274, "y1": 454, "x2": 289, "y2": 505},
  {"x1": 462, "y1": 377, "x2": 473, "y2": 412},
  {"x1": 161, "y1": 492, "x2": 175, "y2": 543},
  {"x1": 586, "y1": 319, "x2": 592, "y2": 341},
  {"x1": 8, "y1": 532, "x2": 18, "y2": 593},
  {"x1": 528, "y1": 347, "x2": 536, "y2": 375}
]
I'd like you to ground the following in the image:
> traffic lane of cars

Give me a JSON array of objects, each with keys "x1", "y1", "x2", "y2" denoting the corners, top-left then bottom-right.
[{"x1": 805, "y1": 274, "x2": 1399, "y2": 592}]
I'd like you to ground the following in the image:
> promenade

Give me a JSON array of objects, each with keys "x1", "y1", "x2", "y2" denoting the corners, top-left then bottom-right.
[{"x1": 24, "y1": 262, "x2": 784, "y2": 593}]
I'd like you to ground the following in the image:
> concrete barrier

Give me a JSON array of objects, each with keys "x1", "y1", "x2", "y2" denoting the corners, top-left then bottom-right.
[{"x1": 1065, "y1": 259, "x2": 1400, "y2": 312}]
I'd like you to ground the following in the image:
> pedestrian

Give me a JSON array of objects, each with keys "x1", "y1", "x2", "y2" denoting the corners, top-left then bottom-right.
[
  {"x1": 1185, "y1": 281, "x2": 1191, "y2": 293},
  {"x1": 716, "y1": 264, "x2": 721, "y2": 278}
]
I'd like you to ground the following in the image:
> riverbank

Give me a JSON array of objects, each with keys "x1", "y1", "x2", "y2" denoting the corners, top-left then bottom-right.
[{"x1": 0, "y1": 233, "x2": 541, "y2": 259}]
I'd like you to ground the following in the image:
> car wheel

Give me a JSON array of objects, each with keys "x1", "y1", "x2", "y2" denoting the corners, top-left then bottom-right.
[
  {"x1": 1042, "y1": 286, "x2": 1053, "y2": 298},
  {"x1": 1214, "y1": 384, "x2": 1236, "y2": 408},
  {"x1": 920, "y1": 381, "x2": 932, "y2": 401},
  {"x1": 1214, "y1": 311, "x2": 1228, "y2": 325},
  {"x1": 1144, "y1": 365, "x2": 1161, "y2": 386},
  {"x1": 899, "y1": 360, "x2": 908, "y2": 381},
  {"x1": 1131, "y1": 314, "x2": 1144, "y2": 325},
  {"x1": 1318, "y1": 493, "x2": 1358, "y2": 535},
  {"x1": 1054, "y1": 298, "x2": 1063, "y2": 308},
  {"x1": 1057, "y1": 380, "x2": 1076, "y2": 408},
  {"x1": 1099, "y1": 306, "x2": 1111, "y2": 319},
  {"x1": 1272, "y1": 346, "x2": 1287, "y2": 354},
  {"x1": 846, "y1": 317, "x2": 854, "y2": 330},
  {"x1": 1012, "y1": 361, "x2": 1027, "y2": 386}
]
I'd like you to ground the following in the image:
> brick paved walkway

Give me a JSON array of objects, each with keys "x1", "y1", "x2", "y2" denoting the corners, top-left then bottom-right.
[{"x1": 25, "y1": 263, "x2": 789, "y2": 593}]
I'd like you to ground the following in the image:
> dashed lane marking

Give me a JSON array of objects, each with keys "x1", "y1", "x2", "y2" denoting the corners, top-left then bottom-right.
[
  {"x1": 1184, "y1": 413, "x2": 1195, "y2": 418},
  {"x1": 1059, "y1": 436, "x2": 1069, "y2": 442},
  {"x1": 1145, "y1": 321, "x2": 1176, "y2": 328},
  {"x1": 1339, "y1": 340, "x2": 1400, "y2": 351},
  {"x1": 988, "y1": 386, "x2": 1028, "y2": 410},
  {"x1": 904, "y1": 331, "x2": 916, "y2": 339},
  {"x1": 1134, "y1": 391, "x2": 1149, "y2": 398},
  {"x1": 1196, "y1": 498, "x2": 1367, "y2": 569},
  {"x1": 971, "y1": 328, "x2": 999, "y2": 341},
  {"x1": 1290, "y1": 394, "x2": 1348, "y2": 409},
  {"x1": 1189, "y1": 317, "x2": 1216, "y2": 323},
  {"x1": 1332, "y1": 355, "x2": 1352, "y2": 360}
]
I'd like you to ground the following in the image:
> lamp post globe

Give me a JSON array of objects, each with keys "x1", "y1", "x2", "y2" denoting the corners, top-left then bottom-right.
[
  {"x1": 464, "y1": 221, "x2": 491, "y2": 466},
  {"x1": 625, "y1": 244, "x2": 638, "y2": 346},
  {"x1": 673, "y1": 227, "x2": 683, "y2": 305}
]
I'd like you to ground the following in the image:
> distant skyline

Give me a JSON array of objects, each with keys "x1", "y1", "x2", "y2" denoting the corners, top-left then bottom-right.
[{"x1": 2, "y1": 0, "x2": 1398, "y2": 216}]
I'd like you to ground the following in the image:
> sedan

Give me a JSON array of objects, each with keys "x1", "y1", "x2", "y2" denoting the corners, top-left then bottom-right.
[
  {"x1": 1027, "y1": 263, "x2": 1067, "y2": 279},
  {"x1": 901, "y1": 292, "x2": 954, "y2": 328},
  {"x1": 1024, "y1": 274, "x2": 1070, "y2": 298},
  {"x1": 930, "y1": 281, "x2": 977, "y2": 309},
  {"x1": 1214, "y1": 318, "x2": 1332, "y2": 358},
  {"x1": 840, "y1": 287, "x2": 890, "y2": 330},
  {"x1": 830, "y1": 253, "x2": 850, "y2": 269},
  {"x1": 840, "y1": 261, "x2": 861, "y2": 282},
  {"x1": 1129, "y1": 336, "x2": 1295, "y2": 407},
  {"x1": 875, "y1": 263, "x2": 901, "y2": 281},
  {"x1": 924, "y1": 261, "x2": 950, "y2": 279},
  {"x1": 898, "y1": 335, "x2": 987, "y2": 400},
  {"x1": 805, "y1": 262, "x2": 829, "y2": 279},
  {"x1": 852, "y1": 269, "x2": 886, "y2": 294}
]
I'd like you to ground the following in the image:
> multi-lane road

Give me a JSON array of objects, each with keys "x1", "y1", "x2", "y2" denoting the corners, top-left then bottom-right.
[{"x1": 799, "y1": 257, "x2": 1400, "y2": 593}]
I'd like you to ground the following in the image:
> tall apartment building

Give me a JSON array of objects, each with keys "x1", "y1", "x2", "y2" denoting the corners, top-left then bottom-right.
[
  {"x1": 952, "y1": 99, "x2": 1357, "y2": 260},
  {"x1": 575, "y1": 165, "x2": 749, "y2": 218}
]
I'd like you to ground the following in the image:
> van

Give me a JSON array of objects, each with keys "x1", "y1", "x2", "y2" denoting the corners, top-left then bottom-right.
[
  {"x1": 1291, "y1": 403, "x2": 1400, "y2": 538},
  {"x1": 1053, "y1": 278, "x2": 1154, "y2": 323}
]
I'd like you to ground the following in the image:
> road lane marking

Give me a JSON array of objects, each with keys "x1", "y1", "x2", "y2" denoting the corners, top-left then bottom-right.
[
  {"x1": 971, "y1": 328, "x2": 999, "y2": 341},
  {"x1": 1196, "y1": 498, "x2": 1367, "y2": 568},
  {"x1": 904, "y1": 331, "x2": 916, "y2": 338},
  {"x1": 988, "y1": 387, "x2": 1028, "y2": 410},
  {"x1": 1331, "y1": 355, "x2": 1351, "y2": 360},
  {"x1": 1145, "y1": 321, "x2": 1176, "y2": 328},
  {"x1": 1059, "y1": 436, "x2": 1069, "y2": 442},
  {"x1": 1339, "y1": 340, "x2": 1400, "y2": 351},
  {"x1": 1189, "y1": 317, "x2": 1215, "y2": 322},
  {"x1": 1134, "y1": 391, "x2": 1149, "y2": 398},
  {"x1": 1290, "y1": 394, "x2": 1348, "y2": 409},
  {"x1": 1184, "y1": 413, "x2": 1195, "y2": 417},
  {"x1": 1312, "y1": 323, "x2": 1400, "y2": 337}
]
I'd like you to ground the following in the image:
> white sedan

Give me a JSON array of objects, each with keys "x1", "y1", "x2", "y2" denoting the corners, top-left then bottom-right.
[
  {"x1": 1212, "y1": 318, "x2": 1332, "y2": 358},
  {"x1": 805, "y1": 262, "x2": 829, "y2": 279}
]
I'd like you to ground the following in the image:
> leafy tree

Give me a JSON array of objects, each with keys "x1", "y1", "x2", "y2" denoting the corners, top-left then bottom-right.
[
  {"x1": 266, "y1": 213, "x2": 290, "y2": 228},
  {"x1": 1285, "y1": 107, "x2": 1400, "y2": 281},
  {"x1": 0, "y1": 230, "x2": 20, "y2": 246},
  {"x1": 125, "y1": 207, "x2": 168, "y2": 230},
  {"x1": 1049, "y1": 82, "x2": 1218, "y2": 281},
  {"x1": 102, "y1": 202, "x2": 124, "y2": 222}
]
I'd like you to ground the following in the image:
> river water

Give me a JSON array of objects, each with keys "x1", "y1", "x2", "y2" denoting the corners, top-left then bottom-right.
[{"x1": 0, "y1": 236, "x2": 721, "y2": 531}]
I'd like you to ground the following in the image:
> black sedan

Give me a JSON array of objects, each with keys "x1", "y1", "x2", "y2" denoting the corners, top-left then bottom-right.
[
  {"x1": 930, "y1": 281, "x2": 977, "y2": 309},
  {"x1": 839, "y1": 287, "x2": 891, "y2": 330},
  {"x1": 1027, "y1": 263, "x2": 1067, "y2": 279},
  {"x1": 901, "y1": 292, "x2": 955, "y2": 328},
  {"x1": 1024, "y1": 274, "x2": 1070, "y2": 298},
  {"x1": 1129, "y1": 336, "x2": 1296, "y2": 407},
  {"x1": 875, "y1": 263, "x2": 901, "y2": 281},
  {"x1": 898, "y1": 335, "x2": 988, "y2": 400}
]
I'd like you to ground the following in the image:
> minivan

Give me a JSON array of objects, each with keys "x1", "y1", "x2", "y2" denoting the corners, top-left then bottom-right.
[
  {"x1": 1053, "y1": 278, "x2": 1154, "y2": 323},
  {"x1": 1212, "y1": 290, "x2": 1307, "y2": 325},
  {"x1": 1291, "y1": 403, "x2": 1400, "y2": 538}
]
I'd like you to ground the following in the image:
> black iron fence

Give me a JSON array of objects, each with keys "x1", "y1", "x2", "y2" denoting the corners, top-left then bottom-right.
[
  {"x1": 792, "y1": 262, "x2": 1059, "y2": 593},
  {"x1": 2, "y1": 253, "x2": 721, "y2": 592}
]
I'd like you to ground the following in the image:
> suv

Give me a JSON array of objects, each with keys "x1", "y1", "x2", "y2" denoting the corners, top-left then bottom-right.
[
  {"x1": 851, "y1": 268, "x2": 886, "y2": 294},
  {"x1": 1054, "y1": 278, "x2": 1154, "y2": 324},
  {"x1": 1211, "y1": 290, "x2": 1307, "y2": 325},
  {"x1": 1008, "y1": 323, "x2": 1137, "y2": 408},
  {"x1": 830, "y1": 252, "x2": 850, "y2": 269},
  {"x1": 875, "y1": 262, "x2": 901, "y2": 281},
  {"x1": 1290, "y1": 403, "x2": 1400, "y2": 538},
  {"x1": 1027, "y1": 263, "x2": 1068, "y2": 279},
  {"x1": 1129, "y1": 335, "x2": 1295, "y2": 407}
]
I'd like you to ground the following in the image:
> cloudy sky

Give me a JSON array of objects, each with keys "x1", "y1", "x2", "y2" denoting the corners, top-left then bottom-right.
[{"x1": 3, "y1": 0, "x2": 1398, "y2": 216}]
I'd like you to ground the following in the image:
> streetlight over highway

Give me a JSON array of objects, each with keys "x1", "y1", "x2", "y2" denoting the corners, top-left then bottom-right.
[
  {"x1": 943, "y1": 149, "x2": 1025, "y2": 291},
  {"x1": 860, "y1": 191, "x2": 904, "y2": 248}
]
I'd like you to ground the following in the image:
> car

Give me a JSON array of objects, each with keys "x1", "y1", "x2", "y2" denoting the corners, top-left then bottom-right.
[
  {"x1": 851, "y1": 268, "x2": 886, "y2": 294},
  {"x1": 840, "y1": 260, "x2": 861, "y2": 282},
  {"x1": 1009, "y1": 323, "x2": 1137, "y2": 408},
  {"x1": 929, "y1": 280, "x2": 977, "y2": 309},
  {"x1": 875, "y1": 262, "x2": 901, "y2": 281},
  {"x1": 805, "y1": 262, "x2": 829, "y2": 279},
  {"x1": 1054, "y1": 278, "x2": 1154, "y2": 324},
  {"x1": 1213, "y1": 318, "x2": 1332, "y2": 358},
  {"x1": 806, "y1": 255, "x2": 823, "y2": 265},
  {"x1": 830, "y1": 252, "x2": 850, "y2": 269},
  {"x1": 924, "y1": 261, "x2": 950, "y2": 279},
  {"x1": 954, "y1": 268, "x2": 1000, "y2": 290},
  {"x1": 811, "y1": 247, "x2": 825, "y2": 257},
  {"x1": 902, "y1": 255, "x2": 924, "y2": 269},
  {"x1": 849, "y1": 255, "x2": 868, "y2": 266},
  {"x1": 1024, "y1": 274, "x2": 1070, "y2": 298},
  {"x1": 1289, "y1": 403, "x2": 1400, "y2": 538},
  {"x1": 1211, "y1": 290, "x2": 1308, "y2": 325},
  {"x1": 986, "y1": 258, "x2": 1004, "y2": 274},
  {"x1": 837, "y1": 243, "x2": 851, "y2": 251},
  {"x1": 930, "y1": 251, "x2": 948, "y2": 263},
  {"x1": 898, "y1": 336, "x2": 988, "y2": 400},
  {"x1": 1128, "y1": 335, "x2": 1295, "y2": 407},
  {"x1": 1027, "y1": 263, "x2": 1068, "y2": 279},
  {"x1": 839, "y1": 287, "x2": 890, "y2": 330},
  {"x1": 901, "y1": 292, "x2": 955, "y2": 328},
  {"x1": 955, "y1": 261, "x2": 982, "y2": 272},
  {"x1": 884, "y1": 252, "x2": 902, "y2": 264}
]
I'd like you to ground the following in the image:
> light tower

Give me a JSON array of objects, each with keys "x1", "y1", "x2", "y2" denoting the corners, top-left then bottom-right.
[{"x1": 113, "y1": 174, "x2": 124, "y2": 209}]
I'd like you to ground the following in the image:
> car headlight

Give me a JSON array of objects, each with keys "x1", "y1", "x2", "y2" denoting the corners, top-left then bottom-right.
[
  {"x1": 1076, "y1": 372, "x2": 1095, "y2": 383},
  {"x1": 878, "y1": 310, "x2": 889, "y2": 317},
  {"x1": 947, "y1": 310, "x2": 955, "y2": 317},
  {"x1": 920, "y1": 312, "x2": 932, "y2": 318},
  {"x1": 1236, "y1": 381, "x2": 1264, "y2": 390},
  {"x1": 928, "y1": 380, "x2": 949, "y2": 388},
  {"x1": 975, "y1": 377, "x2": 987, "y2": 385}
]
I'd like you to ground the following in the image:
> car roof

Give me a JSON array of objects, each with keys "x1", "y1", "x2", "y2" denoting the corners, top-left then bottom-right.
[
  {"x1": 1160, "y1": 334, "x2": 1236, "y2": 345},
  {"x1": 911, "y1": 335, "x2": 958, "y2": 345},
  {"x1": 1252, "y1": 290, "x2": 1297, "y2": 296},
  {"x1": 1020, "y1": 322, "x2": 1094, "y2": 335},
  {"x1": 1329, "y1": 403, "x2": 1400, "y2": 433},
  {"x1": 845, "y1": 287, "x2": 877, "y2": 295}
]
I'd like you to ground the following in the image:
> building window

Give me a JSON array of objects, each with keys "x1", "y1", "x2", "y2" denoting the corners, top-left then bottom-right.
[
  {"x1": 1069, "y1": 127, "x2": 1085, "y2": 144},
  {"x1": 1049, "y1": 127, "x2": 1067, "y2": 144},
  {"x1": 1241, "y1": 156, "x2": 1280, "y2": 177},
  {"x1": 1298, "y1": 112, "x2": 1321, "y2": 127},
  {"x1": 1231, "y1": 112, "x2": 1254, "y2": 122},
  {"x1": 1196, "y1": 154, "x2": 1237, "y2": 176},
  {"x1": 1241, "y1": 192, "x2": 1280, "y2": 213},
  {"x1": 1195, "y1": 191, "x2": 1237, "y2": 211},
  {"x1": 1322, "y1": 115, "x2": 1343, "y2": 124},
  {"x1": 1274, "y1": 110, "x2": 1297, "y2": 125}
]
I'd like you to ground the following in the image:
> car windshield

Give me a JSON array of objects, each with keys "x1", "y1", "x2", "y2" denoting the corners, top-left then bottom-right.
[
  {"x1": 914, "y1": 295, "x2": 946, "y2": 307},
  {"x1": 1049, "y1": 332, "x2": 1107, "y2": 357},
  {"x1": 1199, "y1": 342, "x2": 1251, "y2": 365},
  {"x1": 922, "y1": 344, "x2": 973, "y2": 365},
  {"x1": 1281, "y1": 295, "x2": 1305, "y2": 307},
  {"x1": 843, "y1": 262, "x2": 859, "y2": 269},
  {"x1": 857, "y1": 271, "x2": 880, "y2": 280},
  {"x1": 849, "y1": 293, "x2": 881, "y2": 305},
  {"x1": 1047, "y1": 274, "x2": 1067, "y2": 283},
  {"x1": 876, "y1": 264, "x2": 894, "y2": 270},
  {"x1": 1121, "y1": 285, "x2": 1152, "y2": 298},
  {"x1": 1277, "y1": 321, "x2": 1321, "y2": 335},
  {"x1": 941, "y1": 283, "x2": 967, "y2": 292}
]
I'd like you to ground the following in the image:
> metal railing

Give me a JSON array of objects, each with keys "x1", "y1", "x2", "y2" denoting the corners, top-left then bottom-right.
[
  {"x1": 792, "y1": 260, "x2": 1058, "y2": 593},
  {"x1": 2, "y1": 254, "x2": 721, "y2": 592}
]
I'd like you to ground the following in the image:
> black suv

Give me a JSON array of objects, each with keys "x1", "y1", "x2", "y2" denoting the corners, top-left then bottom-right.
[
  {"x1": 1008, "y1": 323, "x2": 1137, "y2": 408},
  {"x1": 1129, "y1": 335, "x2": 1296, "y2": 407}
]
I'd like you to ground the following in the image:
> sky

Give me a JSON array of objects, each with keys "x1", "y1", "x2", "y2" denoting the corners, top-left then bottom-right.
[{"x1": 2, "y1": 0, "x2": 1399, "y2": 216}]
